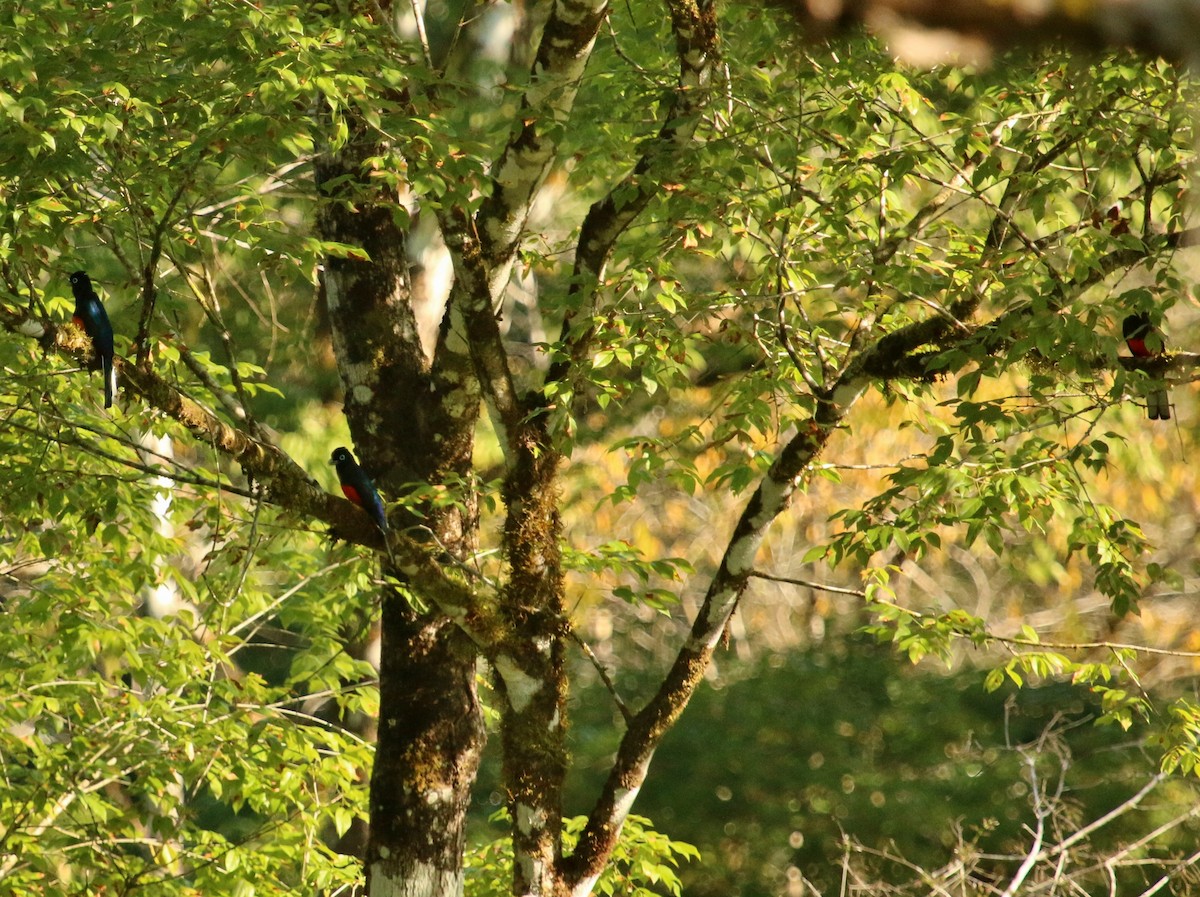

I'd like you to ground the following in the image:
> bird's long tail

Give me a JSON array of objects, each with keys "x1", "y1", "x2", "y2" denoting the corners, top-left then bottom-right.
[
  {"x1": 103, "y1": 354, "x2": 115, "y2": 409},
  {"x1": 1148, "y1": 387, "x2": 1170, "y2": 420}
]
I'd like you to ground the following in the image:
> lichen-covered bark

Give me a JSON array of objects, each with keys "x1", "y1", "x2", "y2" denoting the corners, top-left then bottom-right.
[
  {"x1": 315, "y1": 137, "x2": 429, "y2": 479},
  {"x1": 494, "y1": 420, "x2": 569, "y2": 897},
  {"x1": 438, "y1": 217, "x2": 524, "y2": 461},
  {"x1": 314, "y1": 80, "x2": 487, "y2": 897},
  {"x1": 368, "y1": 592, "x2": 484, "y2": 897},
  {"x1": 475, "y1": 0, "x2": 611, "y2": 291},
  {"x1": 437, "y1": 1, "x2": 708, "y2": 891},
  {"x1": 454, "y1": 1, "x2": 727, "y2": 887},
  {"x1": 439, "y1": 0, "x2": 615, "y2": 465},
  {"x1": 432, "y1": 4, "x2": 623, "y2": 888}
]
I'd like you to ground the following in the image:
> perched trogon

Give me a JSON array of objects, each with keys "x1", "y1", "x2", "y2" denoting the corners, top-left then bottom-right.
[
  {"x1": 1122, "y1": 313, "x2": 1170, "y2": 420},
  {"x1": 331, "y1": 446, "x2": 388, "y2": 533},
  {"x1": 69, "y1": 270, "x2": 116, "y2": 408}
]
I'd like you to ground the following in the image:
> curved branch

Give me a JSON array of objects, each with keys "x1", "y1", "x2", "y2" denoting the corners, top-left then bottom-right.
[
  {"x1": 442, "y1": 0, "x2": 613, "y2": 461},
  {"x1": 475, "y1": 0, "x2": 612, "y2": 279},
  {"x1": 562, "y1": 407, "x2": 837, "y2": 891},
  {"x1": 0, "y1": 303, "x2": 489, "y2": 625},
  {"x1": 450, "y1": 0, "x2": 722, "y2": 464},
  {"x1": 852, "y1": 225, "x2": 1200, "y2": 384}
]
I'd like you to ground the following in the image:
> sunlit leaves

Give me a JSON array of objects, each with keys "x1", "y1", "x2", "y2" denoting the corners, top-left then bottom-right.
[
  {"x1": 1159, "y1": 700, "x2": 1200, "y2": 777},
  {"x1": 0, "y1": 397, "x2": 374, "y2": 893},
  {"x1": 812, "y1": 375, "x2": 1159, "y2": 617},
  {"x1": 554, "y1": 30, "x2": 1192, "y2": 674},
  {"x1": 866, "y1": 599, "x2": 985, "y2": 667},
  {"x1": 563, "y1": 540, "x2": 694, "y2": 612},
  {"x1": 0, "y1": 2, "x2": 1195, "y2": 894},
  {"x1": 466, "y1": 812, "x2": 698, "y2": 897}
]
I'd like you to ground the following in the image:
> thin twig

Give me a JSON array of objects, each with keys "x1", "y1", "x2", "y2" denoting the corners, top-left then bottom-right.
[
  {"x1": 1136, "y1": 845, "x2": 1200, "y2": 897},
  {"x1": 568, "y1": 629, "x2": 632, "y2": 725},
  {"x1": 3, "y1": 413, "x2": 258, "y2": 500},
  {"x1": 407, "y1": 0, "x2": 434, "y2": 69},
  {"x1": 749, "y1": 570, "x2": 866, "y2": 598}
]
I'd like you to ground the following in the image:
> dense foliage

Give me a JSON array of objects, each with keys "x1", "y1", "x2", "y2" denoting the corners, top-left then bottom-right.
[{"x1": 1, "y1": 1, "x2": 1199, "y2": 894}]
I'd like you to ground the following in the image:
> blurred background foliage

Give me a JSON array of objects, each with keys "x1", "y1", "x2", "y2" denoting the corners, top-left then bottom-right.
[{"x1": 479, "y1": 376, "x2": 1200, "y2": 895}]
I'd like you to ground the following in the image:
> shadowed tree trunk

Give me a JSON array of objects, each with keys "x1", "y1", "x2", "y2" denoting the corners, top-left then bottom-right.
[{"x1": 315, "y1": 93, "x2": 486, "y2": 893}]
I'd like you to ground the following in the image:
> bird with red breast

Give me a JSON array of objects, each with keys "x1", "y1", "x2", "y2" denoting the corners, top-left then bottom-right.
[{"x1": 1122, "y1": 313, "x2": 1169, "y2": 420}]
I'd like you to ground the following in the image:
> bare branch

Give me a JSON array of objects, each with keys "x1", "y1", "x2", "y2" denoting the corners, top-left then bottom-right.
[
  {"x1": 1047, "y1": 773, "x2": 1167, "y2": 859},
  {"x1": 134, "y1": 174, "x2": 191, "y2": 366},
  {"x1": 1137, "y1": 845, "x2": 1200, "y2": 897},
  {"x1": 568, "y1": 629, "x2": 633, "y2": 725},
  {"x1": 1001, "y1": 749, "x2": 1053, "y2": 897},
  {"x1": 850, "y1": 224, "x2": 1200, "y2": 385},
  {"x1": 864, "y1": 595, "x2": 1200, "y2": 660},
  {"x1": 749, "y1": 570, "x2": 866, "y2": 598}
]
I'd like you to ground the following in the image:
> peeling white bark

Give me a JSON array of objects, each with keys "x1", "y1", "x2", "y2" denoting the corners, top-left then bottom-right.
[
  {"x1": 571, "y1": 872, "x2": 602, "y2": 897},
  {"x1": 832, "y1": 377, "x2": 867, "y2": 410},
  {"x1": 516, "y1": 852, "x2": 537, "y2": 892},
  {"x1": 323, "y1": 262, "x2": 341, "y2": 311},
  {"x1": 493, "y1": 654, "x2": 541, "y2": 713},
  {"x1": 610, "y1": 779, "x2": 643, "y2": 830},
  {"x1": 477, "y1": 0, "x2": 608, "y2": 280},
  {"x1": 368, "y1": 860, "x2": 462, "y2": 897},
  {"x1": 553, "y1": 0, "x2": 595, "y2": 27},
  {"x1": 689, "y1": 590, "x2": 738, "y2": 652},
  {"x1": 16, "y1": 318, "x2": 44, "y2": 337},
  {"x1": 139, "y1": 433, "x2": 188, "y2": 621},
  {"x1": 516, "y1": 801, "x2": 547, "y2": 834},
  {"x1": 570, "y1": 760, "x2": 651, "y2": 897},
  {"x1": 724, "y1": 524, "x2": 762, "y2": 577},
  {"x1": 408, "y1": 211, "x2": 453, "y2": 362},
  {"x1": 485, "y1": 256, "x2": 518, "y2": 311}
]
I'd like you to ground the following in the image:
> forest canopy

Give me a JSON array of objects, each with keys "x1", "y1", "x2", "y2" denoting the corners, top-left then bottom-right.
[{"x1": 1, "y1": 1, "x2": 1199, "y2": 896}]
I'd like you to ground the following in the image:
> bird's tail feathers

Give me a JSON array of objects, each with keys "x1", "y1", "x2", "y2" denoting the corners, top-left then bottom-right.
[
  {"x1": 103, "y1": 356, "x2": 116, "y2": 409},
  {"x1": 1149, "y1": 388, "x2": 1170, "y2": 421}
]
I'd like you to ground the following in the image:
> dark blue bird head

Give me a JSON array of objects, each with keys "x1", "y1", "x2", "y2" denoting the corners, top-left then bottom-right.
[
  {"x1": 331, "y1": 446, "x2": 353, "y2": 466},
  {"x1": 1122, "y1": 313, "x2": 1153, "y2": 342}
]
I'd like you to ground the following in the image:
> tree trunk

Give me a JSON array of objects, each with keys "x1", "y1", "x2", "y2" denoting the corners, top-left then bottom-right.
[
  {"x1": 497, "y1": 422, "x2": 568, "y2": 897},
  {"x1": 316, "y1": 102, "x2": 486, "y2": 896},
  {"x1": 368, "y1": 594, "x2": 483, "y2": 897}
]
